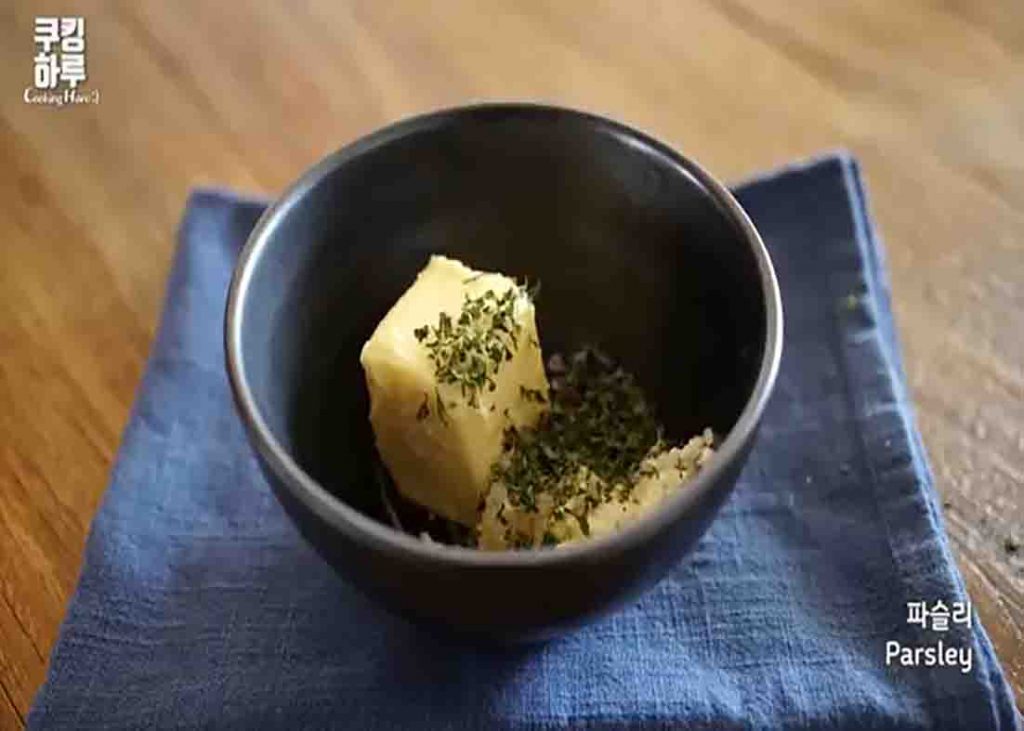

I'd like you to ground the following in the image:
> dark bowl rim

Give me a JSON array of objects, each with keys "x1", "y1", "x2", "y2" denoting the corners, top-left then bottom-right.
[{"x1": 224, "y1": 102, "x2": 783, "y2": 568}]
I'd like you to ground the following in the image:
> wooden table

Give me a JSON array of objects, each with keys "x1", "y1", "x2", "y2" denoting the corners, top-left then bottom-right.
[{"x1": 1, "y1": 1, "x2": 1021, "y2": 726}]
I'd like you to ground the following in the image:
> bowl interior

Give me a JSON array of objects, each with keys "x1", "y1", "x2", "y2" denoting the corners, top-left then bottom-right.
[{"x1": 237, "y1": 108, "x2": 767, "y2": 528}]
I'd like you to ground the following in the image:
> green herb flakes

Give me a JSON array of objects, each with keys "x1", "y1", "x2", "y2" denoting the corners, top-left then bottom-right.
[
  {"x1": 413, "y1": 285, "x2": 532, "y2": 411},
  {"x1": 492, "y1": 348, "x2": 661, "y2": 514}
]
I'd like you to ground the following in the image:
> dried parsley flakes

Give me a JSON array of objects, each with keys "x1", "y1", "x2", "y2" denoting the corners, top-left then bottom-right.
[
  {"x1": 413, "y1": 285, "x2": 531, "y2": 412},
  {"x1": 492, "y1": 348, "x2": 663, "y2": 513}
]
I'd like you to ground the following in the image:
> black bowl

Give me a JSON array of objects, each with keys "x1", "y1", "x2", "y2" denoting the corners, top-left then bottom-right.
[{"x1": 225, "y1": 104, "x2": 782, "y2": 639}]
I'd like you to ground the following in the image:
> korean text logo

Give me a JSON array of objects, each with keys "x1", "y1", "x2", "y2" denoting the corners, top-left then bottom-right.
[{"x1": 24, "y1": 17, "x2": 100, "y2": 107}]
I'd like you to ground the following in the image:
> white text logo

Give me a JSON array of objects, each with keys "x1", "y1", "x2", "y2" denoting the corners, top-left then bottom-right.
[{"x1": 24, "y1": 17, "x2": 99, "y2": 107}]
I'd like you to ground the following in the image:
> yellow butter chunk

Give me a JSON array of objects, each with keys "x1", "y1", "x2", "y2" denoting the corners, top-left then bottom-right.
[{"x1": 360, "y1": 255, "x2": 549, "y2": 526}]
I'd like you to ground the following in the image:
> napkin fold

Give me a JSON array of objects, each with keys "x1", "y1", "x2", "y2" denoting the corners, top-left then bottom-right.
[{"x1": 29, "y1": 154, "x2": 1019, "y2": 730}]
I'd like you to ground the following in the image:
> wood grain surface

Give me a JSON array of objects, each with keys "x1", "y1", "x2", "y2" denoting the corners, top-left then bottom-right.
[{"x1": 1, "y1": 1, "x2": 1021, "y2": 726}]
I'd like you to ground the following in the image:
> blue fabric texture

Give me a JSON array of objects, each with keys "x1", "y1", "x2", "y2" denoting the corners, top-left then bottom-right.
[{"x1": 29, "y1": 154, "x2": 1020, "y2": 730}]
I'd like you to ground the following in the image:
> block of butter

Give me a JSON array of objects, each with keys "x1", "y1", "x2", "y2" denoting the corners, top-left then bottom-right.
[{"x1": 360, "y1": 255, "x2": 549, "y2": 526}]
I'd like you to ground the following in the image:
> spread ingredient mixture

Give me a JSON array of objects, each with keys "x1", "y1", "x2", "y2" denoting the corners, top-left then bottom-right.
[{"x1": 359, "y1": 255, "x2": 713, "y2": 550}]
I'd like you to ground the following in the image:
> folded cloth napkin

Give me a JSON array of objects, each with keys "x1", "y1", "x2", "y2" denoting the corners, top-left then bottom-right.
[{"x1": 29, "y1": 154, "x2": 1019, "y2": 730}]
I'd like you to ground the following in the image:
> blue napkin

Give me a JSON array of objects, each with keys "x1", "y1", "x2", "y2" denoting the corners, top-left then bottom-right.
[{"x1": 29, "y1": 154, "x2": 1019, "y2": 730}]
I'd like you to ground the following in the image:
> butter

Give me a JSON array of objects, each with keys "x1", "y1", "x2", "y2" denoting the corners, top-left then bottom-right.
[
  {"x1": 477, "y1": 430, "x2": 714, "y2": 550},
  {"x1": 585, "y1": 432, "x2": 714, "y2": 539},
  {"x1": 360, "y1": 256, "x2": 549, "y2": 526}
]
